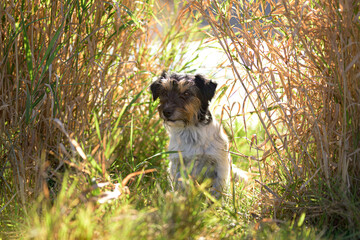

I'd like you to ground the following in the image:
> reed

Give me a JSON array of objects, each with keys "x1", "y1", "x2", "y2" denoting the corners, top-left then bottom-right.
[
  {"x1": 1, "y1": 0, "x2": 358, "y2": 238},
  {"x1": 190, "y1": 0, "x2": 360, "y2": 233},
  {"x1": 0, "y1": 0, "x2": 202, "y2": 230}
]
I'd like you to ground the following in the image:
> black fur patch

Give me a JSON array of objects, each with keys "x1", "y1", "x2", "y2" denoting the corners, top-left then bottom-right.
[
  {"x1": 150, "y1": 79, "x2": 162, "y2": 101},
  {"x1": 194, "y1": 74, "x2": 217, "y2": 125},
  {"x1": 194, "y1": 74, "x2": 217, "y2": 102}
]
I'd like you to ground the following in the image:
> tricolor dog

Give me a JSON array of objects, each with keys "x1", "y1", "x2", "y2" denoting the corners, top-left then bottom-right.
[{"x1": 150, "y1": 72, "x2": 247, "y2": 197}]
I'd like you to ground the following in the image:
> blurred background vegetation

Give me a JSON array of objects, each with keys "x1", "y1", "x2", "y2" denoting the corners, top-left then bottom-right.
[{"x1": 0, "y1": 0, "x2": 359, "y2": 239}]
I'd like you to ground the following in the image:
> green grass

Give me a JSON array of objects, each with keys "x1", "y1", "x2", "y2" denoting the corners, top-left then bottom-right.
[
  {"x1": 17, "y1": 169, "x2": 324, "y2": 240},
  {"x1": 1, "y1": 0, "x2": 360, "y2": 239}
]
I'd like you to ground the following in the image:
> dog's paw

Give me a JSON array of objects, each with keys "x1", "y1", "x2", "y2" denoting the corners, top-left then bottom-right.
[{"x1": 231, "y1": 165, "x2": 250, "y2": 183}]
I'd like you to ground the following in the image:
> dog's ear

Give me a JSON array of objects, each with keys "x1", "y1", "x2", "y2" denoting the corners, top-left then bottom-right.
[
  {"x1": 194, "y1": 74, "x2": 217, "y2": 102},
  {"x1": 150, "y1": 71, "x2": 168, "y2": 100},
  {"x1": 150, "y1": 80, "x2": 162, "y2": 101}
]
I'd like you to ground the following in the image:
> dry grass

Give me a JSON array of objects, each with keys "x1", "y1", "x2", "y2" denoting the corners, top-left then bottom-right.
[
  {"x1": 1, "y1": 0, "x2": 359, "y2": 238},
  {"x1": 190, "y1": 0, "x2": 360, "y2": 232},
  {"x1": 0, "y1": 0, "x2": 201, "y2": 222}
]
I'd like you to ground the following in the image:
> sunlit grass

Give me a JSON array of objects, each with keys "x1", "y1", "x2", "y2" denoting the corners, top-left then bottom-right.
[
  {"x1": 189, "y1": 0, "x2": 360, "y2": 237},
  {"x1": 1, "y1": 0, "x2": 359, "y2": 239}
]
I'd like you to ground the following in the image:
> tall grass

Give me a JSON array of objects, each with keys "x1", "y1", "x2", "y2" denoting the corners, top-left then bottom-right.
[
  {"x1": 190, "y1": 0, "x2": 360, "y2": 234},
  {"x1": 1, "y1": 0, "x2": 358, "y2": 238},
  {"x1": 0, "y1": 0, "x2": 203, "y2": 236}
]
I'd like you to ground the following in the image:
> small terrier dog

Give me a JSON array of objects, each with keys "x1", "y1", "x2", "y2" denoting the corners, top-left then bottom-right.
[{"x1": 150, "y1": 72, "x2": 247, "y2": 197}]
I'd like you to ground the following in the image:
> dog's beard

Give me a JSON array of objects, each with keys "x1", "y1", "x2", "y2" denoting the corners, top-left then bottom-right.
[
  {"x1": 162, "y1": 115, "x2": 199, "y2": 128},
  {"x1": 160, "y1": 114, "x2": 186, "y2": 127},
  {"x1": 164, "y1": 119, "x2": 186, "y2": 128}
]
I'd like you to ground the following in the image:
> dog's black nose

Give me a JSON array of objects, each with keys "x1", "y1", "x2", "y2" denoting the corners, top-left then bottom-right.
[{"x1": 163, "y1": 109, "x2": 173, "y2": 118}]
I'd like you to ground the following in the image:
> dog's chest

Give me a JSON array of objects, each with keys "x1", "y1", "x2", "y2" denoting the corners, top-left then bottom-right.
[{"x1": 167, "y1": 123, "x2": 227, "y2": 161}]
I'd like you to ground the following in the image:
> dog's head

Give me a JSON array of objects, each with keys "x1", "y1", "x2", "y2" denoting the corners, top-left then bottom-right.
[{"x1": 150, "y1": 72, "x2": 217, "y2": 126}]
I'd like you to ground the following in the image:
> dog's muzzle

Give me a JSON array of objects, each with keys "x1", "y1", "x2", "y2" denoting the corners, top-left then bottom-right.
[{"x1": 162, "y1": 108, "x2": 173, "y2": 119}]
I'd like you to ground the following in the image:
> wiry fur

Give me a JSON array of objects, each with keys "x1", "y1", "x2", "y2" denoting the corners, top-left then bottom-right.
[
  {"x1": 166, "y1": 120, "x2": 230, "y2": 196},
  {"x1": 151, "y1": 72, "x2": 247, "y2": 197}
]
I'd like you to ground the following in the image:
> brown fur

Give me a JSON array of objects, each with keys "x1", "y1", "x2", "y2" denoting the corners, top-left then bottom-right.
[
  {"x1": 183, "y1": 99, "x2": 201, "y2": 124},
  {"x1": 156, "y1": 77, "x2": 203, "y2": 125},
  {"x1": 150, "y1": 73, "x2": 249, "y2": 198}
]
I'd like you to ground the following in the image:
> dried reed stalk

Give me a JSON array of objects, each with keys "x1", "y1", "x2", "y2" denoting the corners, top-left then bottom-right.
[
  {"x1": 190, "y1": 0, "x2": 360, "y2": 230},
  {"x1": 0, "y1": 0, "x2": 198, "y2": 211}
]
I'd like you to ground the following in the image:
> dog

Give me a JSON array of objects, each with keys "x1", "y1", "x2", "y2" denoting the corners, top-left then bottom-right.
[{"x1": 150, "y1": 72, "x2": 247, "y2": 198}]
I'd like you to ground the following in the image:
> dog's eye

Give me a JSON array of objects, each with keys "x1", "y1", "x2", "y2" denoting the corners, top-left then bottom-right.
[{"x1": 183, "y1": 91, "x2": 191, "y2": 97}]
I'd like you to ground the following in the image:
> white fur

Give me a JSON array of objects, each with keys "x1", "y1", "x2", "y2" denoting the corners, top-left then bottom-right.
[{"x1": 165, "y1": 119, "x2": 231, "y2": 196}]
